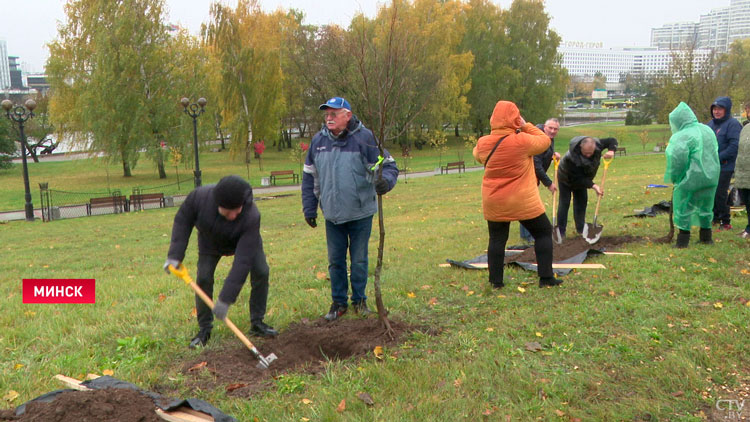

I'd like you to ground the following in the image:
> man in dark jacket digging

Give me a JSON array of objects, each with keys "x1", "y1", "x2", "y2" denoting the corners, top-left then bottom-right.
[
  {"x1": 556, "y1": 136, "x2": 617, "y2": 238},
  {"x1": 163, "y1": 175, "x2": 277, "y2": 348}
]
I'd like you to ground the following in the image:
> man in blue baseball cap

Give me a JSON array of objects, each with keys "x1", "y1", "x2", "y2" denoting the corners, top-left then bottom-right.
[{"x1": 302, "y1": 97, "x2": 399, "y2": 321}]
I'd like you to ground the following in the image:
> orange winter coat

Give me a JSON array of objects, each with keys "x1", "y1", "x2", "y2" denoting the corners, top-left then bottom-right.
[{"x1": 472, "y1": 101, "x2": 550, "y2": 222}]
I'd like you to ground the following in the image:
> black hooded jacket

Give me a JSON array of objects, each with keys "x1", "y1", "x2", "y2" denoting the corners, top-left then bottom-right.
[
  {"x1": 558, "y1": 136, "x2": 618, "y2": 189},
  {"x1": 707, "y1": 96, "x2": 741, "y2": 172},
  {"x1": 167, "y1": 185, "x2": 262, "y2": 304}
]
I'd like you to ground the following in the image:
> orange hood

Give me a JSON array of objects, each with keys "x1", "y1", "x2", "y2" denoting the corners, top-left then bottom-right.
[{"x1": 489, "y1": 101, "x2": 523, "y2": 136}]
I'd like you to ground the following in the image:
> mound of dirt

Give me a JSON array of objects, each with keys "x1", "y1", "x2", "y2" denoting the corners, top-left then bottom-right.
[
  {"x1": 0, "y1": 388, "x2": 163, "y2": 422},
  {"x1": 505, "y1": 235, "x2": 644, "y2": 264},
  {"x1": 179, "y1": 317, "x2": 422, "y2": 398}
]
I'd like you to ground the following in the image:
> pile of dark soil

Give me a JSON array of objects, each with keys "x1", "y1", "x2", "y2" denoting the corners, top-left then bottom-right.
[
  {"x1": 505, "y1": 235, "x2": 644, "y2": 264},
  {"x1": 179, "y1": 317, "x2": 420, "y2": 398},
  {"x1": 0, "y1": 388, "x2": 163, "y2": 422}
]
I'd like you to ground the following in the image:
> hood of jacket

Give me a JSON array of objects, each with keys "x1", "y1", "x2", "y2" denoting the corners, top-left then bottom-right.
[
  {"x1": 710, "y1": 96, "x2": 733, "y2": 125},
  {"x1": 489, "y1": 101, "x2": 523, "y2": 137},
  {"x1": 670, "y1": 101, "x2": 699, "y2": 133},
  {"x1": 566, "y1": 135, "x2": 600, "y2": 168}
]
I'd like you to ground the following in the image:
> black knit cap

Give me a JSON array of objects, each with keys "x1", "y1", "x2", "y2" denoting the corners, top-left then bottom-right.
[{"x1": 213, "y1": 175, "x2": 250, "y2": 209}]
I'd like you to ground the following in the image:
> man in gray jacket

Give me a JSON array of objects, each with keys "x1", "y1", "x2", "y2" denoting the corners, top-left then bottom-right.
[{"x1": 302, "y1": 97, "x2": 398, "y2": 321}]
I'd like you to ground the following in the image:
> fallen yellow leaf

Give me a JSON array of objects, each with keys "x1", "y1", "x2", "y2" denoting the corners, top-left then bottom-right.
[
  {"x1": 496, "y1": 294, "x2": 506, "y2": 298},
  {"x1": 300, "y1": 418, "x2": 310, "y2": 422},
  {"x1": 517, "y1": 287, "x2": 526, "y2": 293},
  {"x1": 316, "y1": 272, "x2": 327, "y2": 280},
  {"x1": 713, "y1": 302, "x2": 723, "y2": 309},
  {"x1": 14, "y1": 364, "x2": 23, "y2": 370},
  {"x1": 555, "y1": 409, "x2": 565, "y2": 416},
  {"x1": 302, "y1": 398, "x2": 313, "y2": 405},
  {"x1": 3, "y1": 390, "x2": 19, "y2": 402},
  {"x1": 427, "y1": 297, "x2": 438, "y2": 306},
  {"x1": 102, "y1": 369, "x2": 114, "y2": 376},
  {"x1": 336, "y1": 399, "x2": 346, "y2": 413},
  {"x1": 374, "y1": 346, "x2": 384, "y2": 360},
  {"x1": 407, "y1": 292, "x2": 416, "y2": 298},
  {"x1": 708, "y1": 257, "x2": 717, "y2": 263},
  {"x1": 486, "y1": 327, "x2": 494, "y2": 332},
  {"x1": 535, "y1": 332, "x2": 543, "y2": 338},
  {"x1": 466, "y1": 290, "x2": 475, "y2": 296},
  {"x1": 741, "y1": 269, "x2": 750, "y2": 275}
]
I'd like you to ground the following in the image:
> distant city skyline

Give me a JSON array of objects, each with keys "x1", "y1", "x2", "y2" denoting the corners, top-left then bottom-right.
[{"x1": 0, "y1": 0, "x2": 732, "y2": 74}]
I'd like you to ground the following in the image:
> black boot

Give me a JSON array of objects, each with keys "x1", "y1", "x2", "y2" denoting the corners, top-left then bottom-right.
[
  {"x1": 675, "y1": 230, "x2": 690, "y2": 249},
  {"x1": 539, "y1": 277, "x2": 563, "y2": 288},
  {"x1": 189, "y1": 328, "x2": 211, "y2": 349},
  {"x1": 699, "y1": 228, "x2": 713, "y2": 245}
]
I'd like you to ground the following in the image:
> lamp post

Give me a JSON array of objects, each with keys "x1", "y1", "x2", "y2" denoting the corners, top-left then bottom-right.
[
  {"x1": 2, "y1": 99, "x2": 36, "y2": 221},
  {"x1": 180, "y1": 97, "x2": 207, "y2": 188}
]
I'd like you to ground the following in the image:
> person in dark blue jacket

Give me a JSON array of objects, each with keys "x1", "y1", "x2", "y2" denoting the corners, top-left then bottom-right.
[
  {"x1": 302, "y1": 97, "x2": 398, "y2": 321},
  {"x1": 707, "y1": 96, "x2": 742, "y2": 230},
  {"x1": 519, "y1": 118, "x2": 560, "y2": 243}
]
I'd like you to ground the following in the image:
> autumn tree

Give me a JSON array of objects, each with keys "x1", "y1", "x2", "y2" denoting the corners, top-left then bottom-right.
[
  {"x1": 22, "y1": 92, "x2": 57, "y2": 163},
  {"x1": 47, "y1": 0, "x2": 179, "y2": 177},
  {"x1": 461, "y1": 0, "x2": 566, "y2": 134},
  {"x1": 203, "y1": 0, "x2": 286, "y2": 163},
  {"x1": 650, "y1": 45, "x2": 723, "y2": 123},
  {"x1": 0, "y1": 118, "x2": 15, "y2": 170},
  {"x1": 341, "y1": 0, "x2": 473, "y2": 146}
]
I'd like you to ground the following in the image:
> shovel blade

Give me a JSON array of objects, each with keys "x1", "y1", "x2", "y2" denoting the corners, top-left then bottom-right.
[
  {"x1": 255, "y1": 353, "x2": 278, "y2": 370},
  {"x1": 552, "y1": 226, "x2": 563, "y2": 244},
  {"x1": 582, "y1": 223, "x2": 602, "y2": 244}
]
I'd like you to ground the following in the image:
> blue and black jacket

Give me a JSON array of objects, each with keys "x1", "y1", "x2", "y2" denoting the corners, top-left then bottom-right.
[
  {"x1": 707, "y1": 96, "x2": 742, "y2": 172},
  {"x1": 302, "y1": 115, "x2": 398, "y2": 224}
]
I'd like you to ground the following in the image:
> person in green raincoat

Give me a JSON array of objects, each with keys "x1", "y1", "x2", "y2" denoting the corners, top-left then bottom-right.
[{"x1": 664, "y1": 102, "x2": 720, "y2": 248}]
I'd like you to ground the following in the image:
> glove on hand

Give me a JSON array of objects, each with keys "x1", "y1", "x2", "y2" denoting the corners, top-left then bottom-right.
[
  {"x1": 305, "y1": 216, "x2": 317, "y2": 228},
  {"x1": 163, "y1": 258, "x2": 181, "y2": 274},
  {"x1": 213, "y1": 300, "x2": 230, "y2": 320},
  {"x1": 375, "y1": 179, "x2": 389, "y2": 195}
]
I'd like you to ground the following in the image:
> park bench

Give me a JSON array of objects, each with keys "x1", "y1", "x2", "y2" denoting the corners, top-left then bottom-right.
[
  {"x1": 87, "y1": 195, "x2": 128, "y2": 216},
  {"x1": 615, "y1": 147, "x2": 627, "y2": 156},
  {"x1": 269, "y1": 170, "x2": 299, "y2": 185},
  {"x1": 655, "y1": 142, "x2": 667, "y2": 152},
  {"x1": 129, "y1": 192, "x2": 165, "y2": 211},
  {"x1": 441, "y1": 161, "x2": 465, "y2": 174}
]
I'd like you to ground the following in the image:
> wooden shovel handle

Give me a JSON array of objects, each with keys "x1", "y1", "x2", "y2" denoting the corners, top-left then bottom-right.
[
  {"x1": 592, "y1": 158, "x2": 611, "y2": 220},
  {"x1": 169, "y1": 265, "x2": 263, "y2": 358}
]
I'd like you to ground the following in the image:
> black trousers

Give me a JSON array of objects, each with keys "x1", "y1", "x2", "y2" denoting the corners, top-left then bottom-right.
[
  {"x1": 195, "y1": 251, "x2": 270, "y2": 331},
  {"x1": 487, "y1": 213, "x2": 554, "y2": 285},
  {"x1": 557, "y1": 182, "x2": 588, "y2": 237},
  {"x1": 713, "y1": 170, "x2": 733, "y2": 225}
]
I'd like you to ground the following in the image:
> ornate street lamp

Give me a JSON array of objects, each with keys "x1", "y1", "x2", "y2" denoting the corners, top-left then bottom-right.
[
  {"x1": 2, "y1": 99, "x2": 37, "y2": 221},
  {"x1": 180, "y1": 97, "x2": 207, "y2": 188}
]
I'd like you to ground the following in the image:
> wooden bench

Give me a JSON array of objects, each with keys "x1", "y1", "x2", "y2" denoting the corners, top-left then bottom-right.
[
  {"x1": 615, "y1": 147, "x2": 627, "y2": 156},
  {"x1": 130, "y1": 192, "x2": 165, "y2": 211},
  {"x1": 655, "y1": 142, "x2": 667, "y2": 152},
  {"x1": 269, "y1": 170, "x2": 299, "y2": 185},
  {"x1": 87, "y1": 195, "x2": 128, "y2": 216},
  {"x1": 441, "y1": 161, "x2": 465, "y2": 174}
]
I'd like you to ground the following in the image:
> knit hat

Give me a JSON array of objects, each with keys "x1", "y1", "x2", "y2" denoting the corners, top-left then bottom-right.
[{"x1": 213, "y1": 175, "x2": 250, "y2": 209}]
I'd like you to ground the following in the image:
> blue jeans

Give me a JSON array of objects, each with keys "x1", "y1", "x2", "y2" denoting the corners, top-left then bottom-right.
[{"x1": 325, "y1": 216, "x2": 373, "y2": 305}]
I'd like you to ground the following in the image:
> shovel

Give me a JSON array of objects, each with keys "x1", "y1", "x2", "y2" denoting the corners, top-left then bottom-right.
[
  {"x1": 551, "y1": 156, "x2": 563, "y2": 244},
  {"x1": 168, "y1": 264, "x2": 277, "y2": 370},
  {"x1": 582, "y1": 157, "x2": 612, "y2": 244}
]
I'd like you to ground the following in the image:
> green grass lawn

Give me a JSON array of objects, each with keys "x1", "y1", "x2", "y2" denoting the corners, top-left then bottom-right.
[{"x1": 1, "y1": 125, "x2": 749, "y2": 420}]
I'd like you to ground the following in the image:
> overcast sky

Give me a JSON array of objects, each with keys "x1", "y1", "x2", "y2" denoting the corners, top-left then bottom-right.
[{"x1": 0, "y1": 0, "x2": 728, "y2": 73}]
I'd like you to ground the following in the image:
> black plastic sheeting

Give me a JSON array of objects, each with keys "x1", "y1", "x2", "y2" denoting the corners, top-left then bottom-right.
[
  {"x1": 446, "y1": 247, "x2": 604, "y2": 276},
  {"x1": 11, "y1": 375, "x2": 237, "y2": 422},
  {"x1": 625, "y1": 200, "x2": 671, "y2": 218}
]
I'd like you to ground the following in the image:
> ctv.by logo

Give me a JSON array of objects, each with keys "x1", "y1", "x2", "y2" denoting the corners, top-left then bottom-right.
[{"x1": 716, "y1": 399, "x2": 747, "y2": 421}]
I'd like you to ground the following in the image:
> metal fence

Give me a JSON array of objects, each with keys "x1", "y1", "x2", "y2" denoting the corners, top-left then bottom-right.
[{"x1": 38, "y1": 179, "x2": 189, "y2": 222}]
